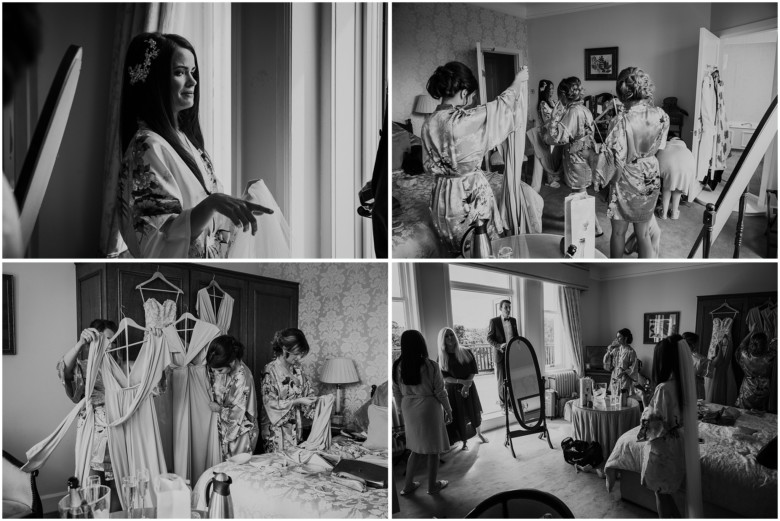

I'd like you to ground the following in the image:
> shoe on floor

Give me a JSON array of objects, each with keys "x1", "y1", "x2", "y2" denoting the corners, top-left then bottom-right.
[
  {"x1": 427, "y1": 480, "x2": 449, "y2": 495},
  {"x1": 670, "y1": 209, "x2": 680, "y2": 220},
  {"x1": 400, "y1": 481, "x2": 420, "y2": 496}
]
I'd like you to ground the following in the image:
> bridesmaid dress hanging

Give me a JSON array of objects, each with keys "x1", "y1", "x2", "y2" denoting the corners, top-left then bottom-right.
[
  {"x1": 704, "y1": 316, "x2": 738, "y2": 406},
  {"x1": 196, "y1": 286, "x2": 235, "y2": 334}
]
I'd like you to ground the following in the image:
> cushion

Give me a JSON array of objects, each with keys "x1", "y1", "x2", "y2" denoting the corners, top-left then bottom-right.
[
  {"x1": 2, "y1": 458, "x2": 31, "y2": 513},
  {"x1": 353, "y1": 381, "x2": 389, "y2": 431},
  {"x1": 392, "y1": 123, "x2": 411, "y2": 170},
  {"x1": 362, "y1": 405, "x2": 388, "y2": 450},
  {"x1": 3, "y1": 500, "x2": 32, "y2": 518}
]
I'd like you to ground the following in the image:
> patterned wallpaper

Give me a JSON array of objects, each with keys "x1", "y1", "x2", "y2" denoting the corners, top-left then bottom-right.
[
  {"x1": 256, "y1": 263, "x2": 388, "y2": 427},
  {"x1": 393, "y1": 3, "x2": 528, "y2": 133}
]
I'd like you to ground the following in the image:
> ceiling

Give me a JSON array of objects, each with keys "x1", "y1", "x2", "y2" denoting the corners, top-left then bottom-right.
[
  {"x1": 588, "y1": 263, "x2": 721, "y2": 281},
  {"x1": 473, "y1": 2, "x2": 616, "y2": 20}
]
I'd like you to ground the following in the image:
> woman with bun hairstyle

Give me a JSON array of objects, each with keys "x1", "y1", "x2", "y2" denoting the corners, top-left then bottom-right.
[
  {"x1": 260, "y1": 328, "x2": 317, "y2": 453},
  {"x1": 206, "y1": 335, "x2": 259, "y2": 460},
  {"x1": 526, "y1": 79, "x2": 562, "y2": 190},
  {"x1": 595, "y1": 67, "x2": 670, "y2": 258},
  {"x1": 603, "y1": 328, "x2": 638, "y2": 399},
  {"x1": 421, "y1": 61, "x2": 534, "y2": 254}
]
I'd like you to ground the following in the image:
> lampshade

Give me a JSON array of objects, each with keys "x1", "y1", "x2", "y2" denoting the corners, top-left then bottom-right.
[
  {"x1": 320, "y1": 358, "x2": 360, "y2": 385},
  {"x1": 413, "y1": 94, "x2": 438, "y2": 115}
]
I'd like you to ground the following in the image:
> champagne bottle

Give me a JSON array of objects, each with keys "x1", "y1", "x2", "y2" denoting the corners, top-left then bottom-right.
[{"x1": 66, "y1": 476, "x2": 94, "y2": 519}]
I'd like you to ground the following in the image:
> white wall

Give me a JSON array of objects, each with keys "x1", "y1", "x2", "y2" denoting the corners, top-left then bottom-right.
[
  {"x1": 582, "y1": 263, "x2": 778, "y2": 374},
  {"x1": 710, "y1": 3, "x2": 778, "y2": 34},
  {"x1": 720, "y1": 34, "x2": 777, "y2": 125},
  {"x1": 2, "y1": 263, "x2": 78, "y2": 509},
  {"x1": 528, "y1": 3, "x2": 711, "y2": 148}
]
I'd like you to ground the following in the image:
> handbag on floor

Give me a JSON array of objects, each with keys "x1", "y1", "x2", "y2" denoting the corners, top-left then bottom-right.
[{"x1": 561, "y1": 437, "x2": 603, "y2": 468}]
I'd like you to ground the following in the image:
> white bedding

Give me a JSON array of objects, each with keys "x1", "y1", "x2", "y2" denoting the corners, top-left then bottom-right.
[{"x1": 605, "y1": 408, "x2": 777, "y2": 518}]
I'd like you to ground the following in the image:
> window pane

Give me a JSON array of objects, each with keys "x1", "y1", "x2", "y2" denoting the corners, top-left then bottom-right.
[
  {"x1": 392, "y1": 264, "x2": 403, "y2": 298},
  {"x1": 449, "y1": 265, "x2": 510, "y2": 288},
  {"x1": 392, "y1": 301, "x2": 407, "y2": 354},
  {"x1": 543, "y1": 282, "x2": 559, "y2": 311},
  {"x1": 544, "y1": 312, "x2": 556, "y2": 366}
]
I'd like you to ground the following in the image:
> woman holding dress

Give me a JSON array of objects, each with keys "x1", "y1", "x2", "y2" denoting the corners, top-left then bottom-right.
[
  {"x1": 206, "y1": 335, "x2": 259, "y2": 459},
  {"x1": 422, "y1": 62, "x2": 539, "y2": 255},
  {"x1": 735, "y1": 332, "x2": 774, "y2": 410},
  {"x1": 704, "y1": 316, "x2": 738, "y2": 406},
  {"x1": 260, "y1": 328, "x2": 317, "y2": 453},
  {"x1": 603, "y1": 328, "x2": 638, "y2": 399},
  {"x1": 118, "y1": 32, "x2": 272, "y2": 258},
  {"x1": 58, "y1": 319, "x2": 122, "y2": 512},
  {"x1": 595, "y1": 67, "x2": 670, "y2": 258},
  {"x1": 437, "y1": 327, "x2": 487, "y2": 451},
  {"x1": 393, "y1": 330, "x2": 452, "y2": 495}
]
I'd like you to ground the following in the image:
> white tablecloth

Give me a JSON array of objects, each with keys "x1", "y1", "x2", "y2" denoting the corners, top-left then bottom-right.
[{"x1": 571, "y1": 399, "x2": 641, "y2": 460}]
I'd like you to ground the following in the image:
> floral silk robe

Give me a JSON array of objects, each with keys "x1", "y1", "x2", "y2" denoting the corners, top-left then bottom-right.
[
  {"x1": 209, "y1": 361, "x2": 259, "y2": 460},
  {"x1": 260, "y1": 358, "x2": 316, "y2": 453}
]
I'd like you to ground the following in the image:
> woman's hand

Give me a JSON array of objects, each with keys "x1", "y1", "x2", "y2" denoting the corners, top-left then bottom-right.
[
  {"x1": 79, "y1": 328, "x2": 100, "y2": 346},
  {"x1": 514, "y1": 66, "x2": 529, "y2": 84},
  {"x1": 444, "y1": 410, "x2": 453, "y2": 424},
  {"x1": 192, "y1": 194, "x2": 273, "y2": 237},
  {"x1": 460, "y1": 386, "x2": 469, "y2": 398},
  {"x1": 294, "y1": 396, "x2": 317, "y2": 407},
  {"x1": 208, "y1": 401, "x2": 221, "y2": 413}
]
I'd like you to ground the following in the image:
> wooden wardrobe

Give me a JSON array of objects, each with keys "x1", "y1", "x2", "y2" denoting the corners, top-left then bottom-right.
[{"x1": 75, "y1": 263, "x2": 299, "y2": 455}]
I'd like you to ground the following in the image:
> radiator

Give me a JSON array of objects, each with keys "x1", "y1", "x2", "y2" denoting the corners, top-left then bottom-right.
[{"x1": 546, "y1": 369, "x2": 578, "y2": 397}]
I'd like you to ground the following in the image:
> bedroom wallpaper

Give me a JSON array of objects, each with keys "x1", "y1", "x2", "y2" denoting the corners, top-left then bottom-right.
[
  {"x1": 393, "y1": 3, "x2": 529, "y2": 133},
  {"x1": 255, "y1": 263, "x2": 388, "y2": 427}
]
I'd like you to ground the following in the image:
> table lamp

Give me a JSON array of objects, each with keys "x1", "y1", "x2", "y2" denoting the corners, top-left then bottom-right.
[
  {"x1": 413, "y1": 94, "x2": 438, "y2": 115},
  {"x1": 320, "y1": 357, "x2": 360, "y2": 427}
]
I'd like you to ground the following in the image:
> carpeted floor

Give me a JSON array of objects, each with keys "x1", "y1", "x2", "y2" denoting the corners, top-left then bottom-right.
[
  {"x1": 393, "y1": 419, "x2": 654, "y2": 519},
  {"x1": 528, "y1": 151, "x2": 772, "y2": 259}
]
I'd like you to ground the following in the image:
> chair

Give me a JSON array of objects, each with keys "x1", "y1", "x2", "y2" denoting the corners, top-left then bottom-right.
[
  {"x1": 465, "y1": 489, "x2": 574, "y2": 518},
  {"x1": 2, "y1": 451, "x2": 43, "y2": 518}
]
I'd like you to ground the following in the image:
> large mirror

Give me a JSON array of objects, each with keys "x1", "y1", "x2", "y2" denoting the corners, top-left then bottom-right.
[{"x1": 503, "y1": 336, "x2": 553, "y2": 458}]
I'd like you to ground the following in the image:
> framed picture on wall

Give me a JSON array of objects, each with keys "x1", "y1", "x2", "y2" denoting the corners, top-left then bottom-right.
[
  {"x1": 585, "y1": 47, "x2": 618, "y2": 81},
  {"x1": 643, "y1": 311, "x2": 680, "y2": 344},
  {"x1": 3, "y1": 274, "x2": 16, "y2": 355}
]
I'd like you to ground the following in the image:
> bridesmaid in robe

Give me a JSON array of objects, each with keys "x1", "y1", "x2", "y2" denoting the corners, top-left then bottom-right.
[
  {"x1": 260, "y1": 328, "x2": 317, "y2": 453},
  {"x1": 595, "y1": 67, "x2": 670, "y2": 258},
  {"x1": 206, "y1": 335, "x2": 259, "y2": 459},
  {"x1": 421, "y1": 62, "x2": 539, "y2": 255},
  {"x1": 117, "y1": 32, "x2": 271, "y2": 258}
]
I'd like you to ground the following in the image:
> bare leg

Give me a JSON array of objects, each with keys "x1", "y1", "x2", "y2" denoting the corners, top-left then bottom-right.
[
  {"x1": 610, "y1": 220, "x2": 630, "y2": 258},
  {"x1": 476, "y1": 426, "x2": 488, "y2": 443},
  {"x1": 670, "y1": 191, "x2": 682, "y2": 218},
  {"x1": 660, "y1": 189, "x2": 671, "y2": 218},
  {"x1": 634, "y1": 220, "x2": 654, "y2": 259},
  {"x1": 404, "y1": 452, "x2": 420, "y2": 491},
  {"x1": 655, "y1": 492, "x2": 681, "y2": 518},
  {"x1": 426, "y1": 454, "x2": 440, "y2": 492}
]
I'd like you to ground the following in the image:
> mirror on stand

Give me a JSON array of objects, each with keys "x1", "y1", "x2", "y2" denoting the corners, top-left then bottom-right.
[{"x1": 503, "y1": 336, "x2": 554, "y2": 458}]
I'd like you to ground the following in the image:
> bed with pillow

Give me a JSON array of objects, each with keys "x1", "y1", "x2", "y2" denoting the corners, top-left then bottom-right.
[
  {"x1": 391, "y1": 121, "x2": 504, "y2": 258},
  {"x1": 193, "y1": 388, "x2": 389, "y2": 518},
  {"x1": 604, "y1": 404, "x2": 777, "y2": 518}
]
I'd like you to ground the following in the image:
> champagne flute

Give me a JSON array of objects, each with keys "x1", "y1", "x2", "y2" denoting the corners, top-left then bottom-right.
[
  {"x1": 121, "y1": 476, "x2": 138, "y2": 519},
  {"x1": 136, "y1": 468, "x2": 150, "y2": 518}
]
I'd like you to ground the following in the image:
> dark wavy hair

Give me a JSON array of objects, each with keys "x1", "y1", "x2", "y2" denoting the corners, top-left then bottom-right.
[
  {"x1": 537, "y1": 79, "x2": 554, "y2": 121},
  {"x1": 271, "y1": 328, "x2": 310, "y2": 359},
  {"x1": 392, "y1": 329, "x2": 430, "y2": 386},
  {"x1": 89, "y1": 319, "x2": 118, "y2": 333},
  {"x1": 557, "y1": 77, "x2": 583, "y2": 103},
  {"x1": 426, "y1": 61, "x2": 478, "y2": 100},
  {"x1": 618, "y1": 328, "x2": 633, "y2": 344},
  {"x1": 616, "y1": 66, "x2": 654, "y2": 104},
  {"x1": 206, "y1": 335, "x2": 245, "y2": 369},
  {"x1": 652, "y1": 333, "x2": 684, "y2": 407},
  {"x1": 120, "y1": 32, "x2": 209, "y2": 191}
]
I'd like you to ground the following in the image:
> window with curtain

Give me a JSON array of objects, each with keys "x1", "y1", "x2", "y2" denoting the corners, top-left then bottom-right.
[
  {"x1": 543, "y1": 282, "x2": 570, "y2": 371},
  {"x1": 392, "y1": 263, "x2": 417, "y2": 360}
]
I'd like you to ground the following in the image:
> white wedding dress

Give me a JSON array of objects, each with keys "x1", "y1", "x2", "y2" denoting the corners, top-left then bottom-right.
[{"x1": 228, "y1": 180, "x2": 291, "y2": 258}]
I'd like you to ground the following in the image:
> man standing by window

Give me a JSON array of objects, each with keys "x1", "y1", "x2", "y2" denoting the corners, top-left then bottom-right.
[{"x1": 487, "y1": 300, "x2": 519, "y2": 410}]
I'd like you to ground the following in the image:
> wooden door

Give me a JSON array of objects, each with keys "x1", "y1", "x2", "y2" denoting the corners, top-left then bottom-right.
[{"x1": 245, "y1": 277, "x2": 299, "y2": 453}]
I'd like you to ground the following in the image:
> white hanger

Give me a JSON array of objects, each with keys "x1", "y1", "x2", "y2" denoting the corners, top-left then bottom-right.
[
  {"x1": 710, "y1": 301, "x2": 739, "y2": 316},
  {"x1": 206, "y1": 275, "x2": 225, "y2": 300},
  {"x1": 135, "y1": 269, "x2": 184, "y2": 295},
  {"x1": 106, "y1": 317, "x2": 148, "y2": 383}
]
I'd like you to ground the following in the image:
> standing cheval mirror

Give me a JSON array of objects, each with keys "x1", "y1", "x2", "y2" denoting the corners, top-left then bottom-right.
[{"x1": 504, "y1": 336, "x2": 553, "y2": 458}]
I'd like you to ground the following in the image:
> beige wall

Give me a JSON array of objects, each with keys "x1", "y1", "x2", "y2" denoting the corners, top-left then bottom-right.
[
  {"x1": 392, "y1": 2, "x2": 529, "y2": 134},
  {"x1": 527, "y1": 3, "x2": 710, "y2": 149},
  {"x1": 2, "y1": 263, "x2": 79, "y2": 508},
  {"x1": 710, "y1": 2, "x2": 778, "y2": 34},
  {"x1": 582, "y1": 263, "x2": 777, "y2": 375},
  {"x1": 33, "y1": 4, "x2": 117, "y2": 257}
]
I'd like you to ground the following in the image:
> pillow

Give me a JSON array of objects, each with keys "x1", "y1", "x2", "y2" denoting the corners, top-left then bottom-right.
[
  {"x1": 354, "y1": 381, "x2": 389, "y2": 431},
  {"x1": 2, "y1": 458, "x2": 32, "y2": 514},
  {"x1": 363, "y1": 405, "x2": 388, "y2": 451}
]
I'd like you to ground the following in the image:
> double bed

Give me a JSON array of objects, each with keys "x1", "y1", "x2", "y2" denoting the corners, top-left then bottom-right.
[
  {"x1": 605, "y1": 405, "x2": 777, "y2": 518},
  {"x1": 193, "y1": 437, "x2": 388, "y2": 518}
]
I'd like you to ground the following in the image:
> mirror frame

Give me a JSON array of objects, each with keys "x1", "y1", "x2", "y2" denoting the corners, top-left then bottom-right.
[{"x1": 504, "y1": 336, "x2": 545, "y2": 430}]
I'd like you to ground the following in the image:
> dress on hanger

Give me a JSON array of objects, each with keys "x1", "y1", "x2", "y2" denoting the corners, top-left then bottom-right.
[
  {"x1": 162, "y1": 318, "x2": 221, "y2": 482},
  {"x1": 704, "y1": 316, "x2": 738, "y2": 406},
  {"x1": 696, "y1": 71, "x2": 717, "y2": 183},
  {"x1": 196, "y1": 287, "x2": 235, "y2": 335},
  {"x1": 260, "y1": 357, "x2": 317, "y2": 453},
  {"x1": 102, "y1": 316, "x2": 172, "y2": 510}
]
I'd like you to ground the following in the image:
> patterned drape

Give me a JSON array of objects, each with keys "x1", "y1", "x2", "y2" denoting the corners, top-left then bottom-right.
[{"x1": 559, "y1": 285, "x2": 584, "y2": 376}]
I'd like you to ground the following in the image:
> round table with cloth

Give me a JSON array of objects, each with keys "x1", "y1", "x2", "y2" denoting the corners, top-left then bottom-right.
[{"x1": 571, "y1": 398, "x2": 641, "y2": 461}]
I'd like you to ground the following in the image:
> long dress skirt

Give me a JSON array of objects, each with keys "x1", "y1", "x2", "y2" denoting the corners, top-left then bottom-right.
[
  {"x1": 445, "y1": 382, "x2": 483, "y2": 444},
  {"x1": 401, "y1": 395, "x2": 450, "y2": 454}
]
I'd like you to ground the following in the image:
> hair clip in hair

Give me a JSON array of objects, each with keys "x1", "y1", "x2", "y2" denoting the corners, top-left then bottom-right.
[{"x1": 128, "y1": 38, "x2": 160, "y2": 86}]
